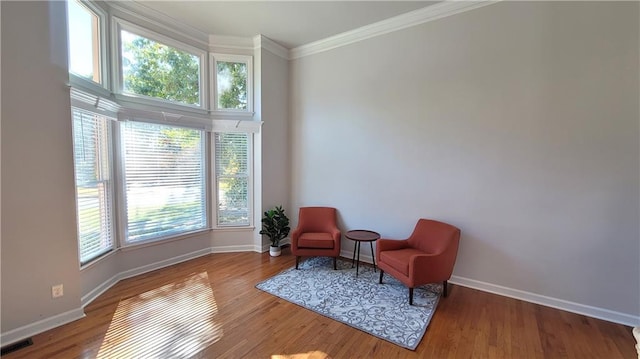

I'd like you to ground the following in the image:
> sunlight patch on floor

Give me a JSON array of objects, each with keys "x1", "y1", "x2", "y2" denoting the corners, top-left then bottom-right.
[
  {"x1": 97, "y1": 272, "x2": 222, "y2": 358},
  {"x1": 272, "y1": 351, "x2": 332, "y2": 359}
]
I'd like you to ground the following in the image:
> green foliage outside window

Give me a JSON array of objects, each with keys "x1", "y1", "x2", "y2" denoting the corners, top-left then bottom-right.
[
  {"x1": 216, "y1": 133, "x2": 249, "y2": 225},
  {"x1": 122, "y1": 32, "x2": 200, "y2": 106},
  {"x1": 217, "y1": 61, "x2": 247, "y2": 110}
]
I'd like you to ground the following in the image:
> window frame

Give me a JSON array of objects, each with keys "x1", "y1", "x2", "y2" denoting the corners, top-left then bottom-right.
[
  {"x1": 67, "y1": 0, "x2": 110, "y2": 92},
  {"x1": 112, "y1": 17, "x2": 209, "y2": 111},
  {"x1": 68, "y1": 5, "x2": 262, "y2": 267},
  {"x1": 212, "y1": 131, "x2": 254, "y2": 228},
  {"x1": 210, "y1": 53, "x2": 253, "y2": 114}
]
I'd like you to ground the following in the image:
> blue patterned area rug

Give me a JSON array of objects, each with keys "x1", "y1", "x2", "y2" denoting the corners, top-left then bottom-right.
[{"x1": 255, "y1": 257, "x2": 442, "y2": 350}]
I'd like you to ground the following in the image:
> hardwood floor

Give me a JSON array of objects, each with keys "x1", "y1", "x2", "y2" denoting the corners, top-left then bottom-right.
[{"x1": 3, "y1": 249, "x2": 636, "y2": 358}]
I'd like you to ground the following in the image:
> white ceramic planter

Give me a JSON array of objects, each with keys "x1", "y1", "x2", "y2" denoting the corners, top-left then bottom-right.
[{"x1": 269, "y1": 246, "x2": 282, "y2": 257}]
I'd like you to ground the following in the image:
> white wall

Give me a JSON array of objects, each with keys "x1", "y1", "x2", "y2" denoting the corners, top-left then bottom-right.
[
  {"x1": 1, "y1": 0, "x2": 637, "y2": 341},
  {"x1": 1, "y1": 1, "x2": 82, "y2": 331},
  {"x1": 290, "y1": 2, "x2": 639, "y2": 322},
  {"x1": 261, "y1": 48, "x2": 291, "y2": 222},
  {"x1": 0, "y1": 1, "x2": 254, "y2": 341}
]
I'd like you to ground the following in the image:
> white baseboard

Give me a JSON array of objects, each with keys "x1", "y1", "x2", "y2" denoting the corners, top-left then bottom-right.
[
  {"x1": 81, "y1": 247, "x2": 212, "y2": 307},
  {"x1": 5, "y1": 247, "x2": 637, "y2": 348},
  {"x1": 121, "y1": 248, "x2": 213, "y2": 281},
  {"x1": 340, "y1": 250, "x2": 639, "y2": 327},
  {"x1": 3, "y1": 246, "x2": 212, "y2": 347},
  {"x1": 81, "y1": 246, "x2": 258, "y2": 308},
  {"x1": 0, "y1": 308, "x2": 85, "y2": 346},
  {"x1": 211, "y1": 244, "x2": 257, "y2": 253},
  {"x1": 340, "y1": 249, "x2": 374, "y2": 264},
  {"x1": 450, "y1": 275, "x2": 640, "y2": 327},
  {"x1": 261, "y1": 238, "x2": 291, "y2": 253},
  {"x1": 81, "y1": 274, "x2": 120, "y2": 308}
]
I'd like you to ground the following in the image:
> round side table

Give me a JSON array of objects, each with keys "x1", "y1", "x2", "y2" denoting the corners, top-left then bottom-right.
[{"x1": 345, "y1": 230, "x2": 380, "y2": 276}]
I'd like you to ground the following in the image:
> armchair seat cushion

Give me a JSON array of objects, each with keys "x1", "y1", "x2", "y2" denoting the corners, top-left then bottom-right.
[
  {"x1": 291, "y1": 207, "x2": 342, "y2": 270},
  {"x1": 379, "y1": 248, "x2": 424, "y2": 276},
  {"x1": 299, "y1": 232, "x2": 335, "y2": 249}
]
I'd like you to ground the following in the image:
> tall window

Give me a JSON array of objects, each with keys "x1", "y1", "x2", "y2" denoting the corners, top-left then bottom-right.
[
  {"x1": 67, "y1": 0, "x2": 102, "y2": 84},
  {"x1": 121, "y1": 122, "x2": 207, "y2": 243},
  {"x1": 118, "y1": 21, "x2": 205, "y2": 108},
  {"x1": 72, "y1": 108, "x2": 114, "y2": 264},
  {"x1": 67, "y1": 4, "x2": 257, "y2": 266},
  {"x1": 215, "y1": 133, "x2": 250, "y2": 226}
]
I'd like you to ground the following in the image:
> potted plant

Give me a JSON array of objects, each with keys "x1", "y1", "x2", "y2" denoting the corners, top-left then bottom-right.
[{"x1": 259, "y1": 205, "x2": 290, "y2": 257}]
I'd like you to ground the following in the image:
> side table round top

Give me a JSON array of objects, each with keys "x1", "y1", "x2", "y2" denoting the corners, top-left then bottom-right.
[{"x1": 345, "y1": 230, "x2": 380, "y2": 242}]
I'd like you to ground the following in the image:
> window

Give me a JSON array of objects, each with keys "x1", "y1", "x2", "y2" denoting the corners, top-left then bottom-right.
[
  {"x1": 212, "y1": 54, "x2": 252, "y2": 112},
  {"x1": 215, "y1": 133, "x2": 250, "y2": 226},
  {"x1": 121, "y1": 121, "x2": 207, "y2": 243},
  {"x1": 67, "y1": 7, "x2": 259, "y2": 266},
  {"x1": 117, "y1": 20, "x2": 206, "y2": 108},
  {"x1": 72, "y1": 108, "x2": 114, "y2": 264},
  {"x1": 66, "y1": 0, "x2": 103, "y2": 84}
]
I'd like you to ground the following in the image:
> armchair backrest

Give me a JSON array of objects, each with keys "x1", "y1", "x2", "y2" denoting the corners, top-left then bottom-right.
[
  {"x1": 297, "y1": 207, "x2": 337, "y2": 232},
  {"x1": 408, "y1": 219, "x2": 460, "y2": 254}
]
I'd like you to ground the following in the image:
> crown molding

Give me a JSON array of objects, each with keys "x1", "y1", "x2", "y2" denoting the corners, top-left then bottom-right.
[
  {"x1": 290, "y1": 0, "x2": 501, "y2": 60},
  {"x1": 254, "y1": 35, "x2": 289, "y2": 60},
  {"x1": 209, "y1": 35, "x2": 255, "y2": 53},
  {"x1": 109, "y1": 1, "x2": 209, "y2": 48}
]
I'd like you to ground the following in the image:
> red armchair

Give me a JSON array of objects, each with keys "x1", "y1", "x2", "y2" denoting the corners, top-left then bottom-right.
[
  {"x1": 377, "y1": 219, "x2": 461, "y2": 305},
  {"x1": 291, "y1": 207, "x2": 341, "y2": 270}
]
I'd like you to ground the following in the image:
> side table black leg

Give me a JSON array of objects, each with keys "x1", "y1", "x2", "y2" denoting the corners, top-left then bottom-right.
[
  {"x1": 355, "y1": 241, "x2": 361, "y2": 276},
  {"x1": 351, "y1": 241, "x2": 357, "y2": 267},
  {"x1": 370, "y1": 241, "x2": 376, "y2": 272}
]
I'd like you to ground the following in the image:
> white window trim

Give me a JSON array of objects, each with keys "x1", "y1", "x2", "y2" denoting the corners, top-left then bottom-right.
[
  {"x1": 67, "y1": 0, "x2": 110, "y2": 92},
  {"x1": 112, "y1": 17, "x2": 209, "y2": 111},
  {"x1": 211, "y1": 131, "x2": 254, "y2": 229},
  {"x1": 68, "y1": 7, "x2": 265, "y2": 266},
  {"x1": 70, "y1": 87, "x2": 120, "y2": 117},
  {"x1": 210, "y1": 53, "x2": 253, "y2": 115}
]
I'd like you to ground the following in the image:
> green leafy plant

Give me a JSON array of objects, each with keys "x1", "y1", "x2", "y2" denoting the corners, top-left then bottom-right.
[{"x1": 259, "y1": 206, "x2": 290, "y2": 248}]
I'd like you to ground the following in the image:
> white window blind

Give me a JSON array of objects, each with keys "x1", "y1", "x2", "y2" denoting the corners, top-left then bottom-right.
[
  {"x1": 72, "y1": 108, "x2": 114, "y2": 264},
  {"x1": 121, "y1": 121, "x2": 207, "y2": 243},
  {"x1": 215, "y1": 132, "x2": 250, "y2": 226}
]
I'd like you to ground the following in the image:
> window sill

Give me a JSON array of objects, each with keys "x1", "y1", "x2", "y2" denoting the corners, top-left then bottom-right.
[
  {"x1": 209, "y1": 111, "x2": 255, "y2": 120},
  {"x1": 79, "y1": 248, "x2": 118, "y2": 270},
  {"x1": 212, "y1": 226, "x2": 255, "y2": 232}
]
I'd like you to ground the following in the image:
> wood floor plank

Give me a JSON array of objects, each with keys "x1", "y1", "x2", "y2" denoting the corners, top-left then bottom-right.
[{"x1": 2, "y1": 250, "x2": 637, "y2": 358}]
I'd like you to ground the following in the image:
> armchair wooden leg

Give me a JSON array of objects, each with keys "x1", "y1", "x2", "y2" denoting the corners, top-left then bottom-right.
[
  {"x1": 443, "y1": 280, "x2": 448, "y2": 297},
  {"x1": 379, "y1": 270, "x2": 384, "y2": 284},
  {"x1": 295, "y1": 256, "x2": 300, "y2": 270},
  {"x1": 333, "y1": 257, "x2": 337, "y2": 270},
  {"x1": 409, "y1": 287, "x2": 414, "y2": 305}
]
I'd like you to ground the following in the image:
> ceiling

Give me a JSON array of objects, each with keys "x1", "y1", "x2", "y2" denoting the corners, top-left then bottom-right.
[{"x1": 134, "y1": 1, "x2": 438, "y2": 49}]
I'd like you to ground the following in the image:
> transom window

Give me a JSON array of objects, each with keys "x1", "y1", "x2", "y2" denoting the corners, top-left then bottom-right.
[
  {"x1": 67, "y1": 0, "x2": 103, "y2": 85},
  {"x1": 116, "y1": 19, "x2": 206, "y2": 108},
  {"x1": 212, "y1": 54, "x2": 253, "y2": 112}
]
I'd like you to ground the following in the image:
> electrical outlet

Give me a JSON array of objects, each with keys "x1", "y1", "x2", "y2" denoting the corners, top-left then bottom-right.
[{"x1": 52, "y1": 284, "x2": 64, "y2": 298}]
